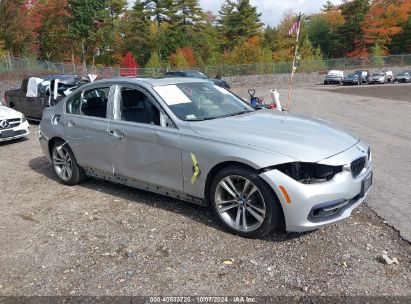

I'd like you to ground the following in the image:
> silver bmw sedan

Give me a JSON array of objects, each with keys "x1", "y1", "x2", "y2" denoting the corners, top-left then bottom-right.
[{"x1": 38, "y1": 78, "x2": 373, "y2": 238}]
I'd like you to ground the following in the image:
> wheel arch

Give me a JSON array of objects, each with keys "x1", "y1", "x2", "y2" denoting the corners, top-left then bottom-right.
[
  {"x1": 204, "y1": 161, "x2": 283, "y2": 214},
  {"x1": 204, "y1": 160, "x2": 286, "y2": 232},
  {"x1": 48, "y1": 136, "x2": 66, "y2": 158}
]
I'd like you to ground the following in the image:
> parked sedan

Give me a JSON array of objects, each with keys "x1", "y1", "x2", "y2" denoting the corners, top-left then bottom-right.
[
  {"x1": 342, "y1": 73, "x2": 361, "y2": 85},
  {"x1": 38, "y1": 78, "x2": 373, "y2": 238},
  {"x1": 393, "y1": 70, "x2": 411, "y2": 83},
  {"x1": 164, "y1": 70, "x2": 230, "y2": 90},
  {"x1": 354, "y1": 70, "x2": 370, "y2": 84},
  {"x1": 0, "y1": 104, "x2": 29, "y2": 142},
  {"x1": 369, "y1": 71, "x2": 387, "y2": 84}
]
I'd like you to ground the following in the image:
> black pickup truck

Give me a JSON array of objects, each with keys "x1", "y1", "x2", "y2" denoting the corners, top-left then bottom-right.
[{"x1": 4, "y1": 75, "x2": 81, "y2": 120}]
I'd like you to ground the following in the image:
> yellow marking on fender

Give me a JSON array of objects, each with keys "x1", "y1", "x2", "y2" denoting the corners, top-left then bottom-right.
[
  {"x1": 191, "y1": 153, "x2": 201, "y2": 184},
  {"x1": 279, "y1": 186, "x2": 291, "y2": 204}
]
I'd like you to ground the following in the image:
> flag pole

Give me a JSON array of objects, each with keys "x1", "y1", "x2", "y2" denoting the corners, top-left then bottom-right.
[{"x1": 286, "y1": 13, "x2": 301, "y2": 111}]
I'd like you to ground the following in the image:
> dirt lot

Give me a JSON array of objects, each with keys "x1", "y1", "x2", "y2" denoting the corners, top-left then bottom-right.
[
  {"x1": 0, "y1": 82, "x2": 410, "y2": 297},
  {"x1": 325, "y1": 83, "x2": 411, "y2": 102}
]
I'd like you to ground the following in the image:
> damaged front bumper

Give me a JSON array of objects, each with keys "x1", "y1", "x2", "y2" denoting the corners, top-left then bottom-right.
[{"x1": 259, "y1": 145, "x2": 373, "y2": 232}]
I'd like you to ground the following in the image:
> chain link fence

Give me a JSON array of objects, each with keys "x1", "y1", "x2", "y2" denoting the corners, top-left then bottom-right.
[{"x1": 1, "y1": 54, "x2": 411, "y2": 79}]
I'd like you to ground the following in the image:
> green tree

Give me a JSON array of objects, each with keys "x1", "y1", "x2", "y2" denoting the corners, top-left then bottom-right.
[
  {"x1": 389, "y1": 14, "x2": 411, "y2": 54},
  {"x1": 322, "y1": 0, "x2": 334, "y2": 12},
  {"x1": 169, "y1": 48, "x2": 189, "y2": 67},
  {"x1": 144, "y1": 0, "x2": 178, "y2": 28},
  {"x1": 32, "y1": 0, "x2": 72, "y2": 61},
  {"x1": 175, "y1": 0, "x2": 204, "y2": 33},
  {"x1": 192, "y1": 22, "x2": 222, "y2": 65},
  {"x1": 0, "y1": 0, "x2": 33, "y2": 56},
  {"x1": 333, "y1": 0, "x2": 369, "y2": 57},
  {"x1": 146, "y1": 52, "x2": 163, "y2": 68},
  {"x1": 262, "y1": 26, "x2": 279, "y2": 52},
  {"x1": 67, "y1": 0, "x2": 107, "y2": 66},
  {"x1": 121, "y1": 1, "x2": 153, "y2": 66},
  {"x1": 218, "y1": 0, "x2": 263, "y2": 48},
  {"x1": 107, "y1": 0, "x2": 127, "y2": 28}
]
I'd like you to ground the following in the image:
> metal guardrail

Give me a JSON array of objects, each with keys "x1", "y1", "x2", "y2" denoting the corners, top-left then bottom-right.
[{"x1": 1, "y1": 55, "x2": 411, "y2": 78}]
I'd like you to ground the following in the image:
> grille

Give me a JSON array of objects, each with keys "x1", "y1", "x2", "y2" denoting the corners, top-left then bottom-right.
[
  {"x1": 350, "y1": 156, "x2": 366, "y2": 178},
  {"x1": 0, "y1": 118, "x2": 20, "y2": 130}
]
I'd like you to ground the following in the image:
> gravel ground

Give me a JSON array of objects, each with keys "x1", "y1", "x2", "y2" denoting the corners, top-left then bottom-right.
[{"x1": 0, "y1": 79, "x2": 410, "y2": 297}]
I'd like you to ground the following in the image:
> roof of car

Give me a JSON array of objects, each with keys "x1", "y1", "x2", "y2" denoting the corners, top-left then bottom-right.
[{"x1": 92, "y1": 77, "x2": 209, "y2": 87}]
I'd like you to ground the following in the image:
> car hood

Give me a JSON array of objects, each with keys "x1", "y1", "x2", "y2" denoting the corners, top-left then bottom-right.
[
  {"x1": 0, "y1": 105, "x2": 23, "y2": 119},
  {"x1": 189, "y1": 110, "x2": 359, "y2": 163}
]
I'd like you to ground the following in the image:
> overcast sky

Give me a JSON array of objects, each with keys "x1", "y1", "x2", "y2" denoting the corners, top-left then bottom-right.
[{"x1": 199, "y1": 0, "x2": 344, "y2": 26}]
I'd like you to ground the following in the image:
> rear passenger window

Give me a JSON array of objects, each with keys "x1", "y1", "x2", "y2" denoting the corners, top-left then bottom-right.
[{"x1": 81, "y1": 87, "x2": 110, "y2": 118}]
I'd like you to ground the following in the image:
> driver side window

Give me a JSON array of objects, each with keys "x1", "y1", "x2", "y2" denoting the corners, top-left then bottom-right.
[{"x1": 120, "y1": 88, "x2": 160, "y2": 126}]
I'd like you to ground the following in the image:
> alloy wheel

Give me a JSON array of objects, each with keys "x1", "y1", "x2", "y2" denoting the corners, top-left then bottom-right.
[
  {"x1": 52, "y1": 145, "x2": 73, "y2": 182},
  {"x1": 214, "y1": 175, "x2": 266, "y2": 232}
]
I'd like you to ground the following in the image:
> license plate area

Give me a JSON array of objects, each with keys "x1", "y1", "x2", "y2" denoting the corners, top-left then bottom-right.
[
  {"x1": 360, "y1": 172, "x2": 373, "y2": 198},
  {"x1": 0, "y1": 130, "x2": 14, "y2": 138}
]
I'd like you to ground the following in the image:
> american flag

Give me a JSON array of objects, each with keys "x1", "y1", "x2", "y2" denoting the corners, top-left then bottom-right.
[{"x1": 288, "y1": 15, "x2": 301, "y2": 36}]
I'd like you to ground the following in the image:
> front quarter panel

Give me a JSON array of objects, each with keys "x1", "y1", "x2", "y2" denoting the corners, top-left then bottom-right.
[{"x1": 180, "y1": 129, "x2": 296, "y2": 199}]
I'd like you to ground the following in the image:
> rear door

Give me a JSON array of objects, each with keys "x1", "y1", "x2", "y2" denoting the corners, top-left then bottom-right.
[{"x1": 63, "y1": 85, "x2": 114, "y2": 176}]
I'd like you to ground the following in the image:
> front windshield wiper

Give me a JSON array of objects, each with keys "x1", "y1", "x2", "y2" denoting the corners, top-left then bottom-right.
[
  {"x1": 224, "y1": 110, "x2": 254, "y2": 117},
  {"x1": 186, "y1": 110, "x2": 253, "y2": 122}
]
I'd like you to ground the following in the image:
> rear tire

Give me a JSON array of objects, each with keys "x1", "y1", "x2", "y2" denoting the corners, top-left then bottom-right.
[
  {"x1": 52, "y1": 140, "x2": 85, "y2": 185},
  {"x1": 210, "y1": 165, "x2": 282, "y2": 238}
]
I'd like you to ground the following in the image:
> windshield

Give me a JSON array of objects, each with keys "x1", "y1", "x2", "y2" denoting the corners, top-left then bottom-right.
[
  {"x1": 153, "y1": 82, "x2": 253, "y2": 121},
  {"x1": 347, "y1": 74, "x2": 357, "y2": 78},
  {"x1": 372, "y1": 72, "x2": 384, "y2": 76},
  {"x1": 398, "y1": 72, "x2": 409, "y2": 76},
  {"x1": 184, "y1": 71, "x2": 207, "y2": 79}
]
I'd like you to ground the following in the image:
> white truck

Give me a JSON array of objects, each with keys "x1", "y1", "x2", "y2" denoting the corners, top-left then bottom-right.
[{"x1": 324, "y1": 70, "x2": 344, "y2": 85}]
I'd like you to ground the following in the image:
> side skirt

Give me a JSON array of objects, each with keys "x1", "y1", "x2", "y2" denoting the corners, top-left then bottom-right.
[{"x1": 83, "y1": 167, "x2": 207, "y2": 207}]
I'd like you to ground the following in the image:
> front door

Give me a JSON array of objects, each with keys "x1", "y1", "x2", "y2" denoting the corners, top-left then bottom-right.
[
  {"x1": 109, "y1": 85, "x2": 183, "y2": 192},
  {"x1": 63, "y1": 86, "x2": 114, "y2": 176}
]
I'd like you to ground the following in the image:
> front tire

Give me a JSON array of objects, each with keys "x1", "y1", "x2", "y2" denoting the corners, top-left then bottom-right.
[
  {"x1": 52, "y1": 141, "x2": 85, "y2": 185},
  {"x1": 210, "y1": 166, "x2": 282, "y2": 238}
]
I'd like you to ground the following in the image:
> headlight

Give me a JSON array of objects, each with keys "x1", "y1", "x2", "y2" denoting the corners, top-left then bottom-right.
[
  {"x1": 21, "y1": 114, "x2": 27, "y2": 122},
  {"x1": 267, "y1": 162, "x2": 343, "y2": 184}
]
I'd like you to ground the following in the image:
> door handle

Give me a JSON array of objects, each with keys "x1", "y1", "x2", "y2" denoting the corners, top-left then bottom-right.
[
  {"x1": 109, "y1": 129, "x2": 124, "y2": 139},
  {"x1": 65, "y1": 120, "x2": 75, "y2": 127}
]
